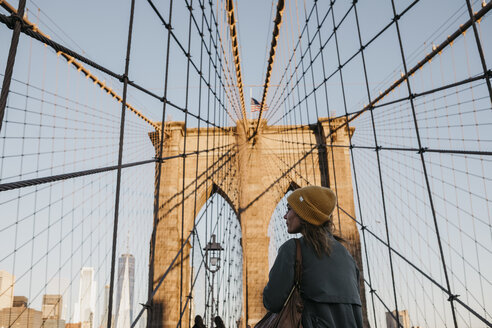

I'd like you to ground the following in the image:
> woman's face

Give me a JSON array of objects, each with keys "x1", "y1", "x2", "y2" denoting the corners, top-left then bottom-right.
[{"x1": 284, "y1": 204, "x2": 302, "y2": 234}]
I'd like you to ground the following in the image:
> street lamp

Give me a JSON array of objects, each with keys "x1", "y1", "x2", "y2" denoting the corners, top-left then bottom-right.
[
  {"x1": 203, "y1": 234, "x2": 224, "y2": 273},
  {"x1": 203, "y1": 234, "x2": 224, "y2": 326}
]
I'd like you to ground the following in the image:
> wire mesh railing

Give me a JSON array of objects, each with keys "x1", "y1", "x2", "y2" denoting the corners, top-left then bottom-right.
[
  {"x1": 0, "y1": 0, "x2": 491, "y2": 328},
  {"x1": 263, "y1": 0, "x2": 491, "y2": 327}
]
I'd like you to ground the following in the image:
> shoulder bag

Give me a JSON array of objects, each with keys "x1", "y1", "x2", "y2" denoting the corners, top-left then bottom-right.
[{"x1": 255, "y1": 239, "x2": 303, "y2": 328}]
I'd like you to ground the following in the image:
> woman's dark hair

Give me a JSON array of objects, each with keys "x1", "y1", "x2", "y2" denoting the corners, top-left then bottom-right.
[{"x1": 300, "y1": 217, "x2": 345, "y2": 257}]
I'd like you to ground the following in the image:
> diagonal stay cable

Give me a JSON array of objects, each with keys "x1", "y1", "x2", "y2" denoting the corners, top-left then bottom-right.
[
  {"x1": 0, "y1": 159, "x2": 155, "y2": 192},
  {"x1": 464, "y1": 0, "x2": 492, "y2": 103},
  {"x1": 0, "y1": 141, "x2": 234, "y2": 193},
  {"x1": 322, "y1": 1, "x2": 492, "y2": 141},
  {"x1": 265, "y1": 0, "x2": 422, "y2": 124},
  {"x1": 0, "y1": 0, "x2": 160, "y2": 130},
  {"x1": 187, "y1": 0, "x2": 244, "y2": 123},
  {"x1": 0, "y1": 1, "x2": 240, "y2": 134},
  {"x1": 0, "y1": 0, "x2": 27, "y2": 134},
  {"x1": 264, "y1": 0, "x2": 320, "y2": 123},
  {"x1": 266, "y1": 2, "x2": 357, "y2": 124},
  {"x1": 255, "y1": 0, "x2": 285, "y2": 136},
  {"x1": 131, "y1": 169, "x2": 235, "y2": 328},
  {"x1": 261, "y1": 131, "x2": 492, "y2": 156},
  {"x1": 186, "y1": 0, "x2": 243, "y2": 122},
  {"x1": 336, "y1": 204, "x2": 492, "y2": 328},
  {"x1": 145, "y1": 0, "x2": 241, "y2": 124},
  {"x1": 336, "y1": 71, "x2": 491, "y2": 117}
]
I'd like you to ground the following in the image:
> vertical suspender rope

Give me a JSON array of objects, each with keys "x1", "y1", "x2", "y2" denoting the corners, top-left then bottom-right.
[
  {"x1": 291, "y1": 0, "x2": 306, "y2": 187},
  {"x1": 275, "y1": 13, "x2": 291, "y2": 185},
  {"x1": 464, "y1": 0, "x2": 492, "y2": 103},
  {"x1": 0, "y1": 0, "x2": 27, "y2": 133},
  {"x1": 286, "y1": 0, "x2": 300, "y2": 181},
  {"x1": 351, "y1": 2, "x2": 382, "y2": 326},
  {"x1": 334, "y1": 2, "x2": 404, "y2": 327},
  {"x1": 329, "y1": 3, "x2": 358, "y2": 238},
  {"x1": 388, "y1": 0, "x2": 459, "y2": 326},
  {"x1": 301, "y1": 0, "x2": 326, "y2": 189},
  {"x1": 107, "y1": 1, "x2": 136, "y2": 328},
  {"x1": 203, "y1": 1, "x2": 213, "y2": 322},
  {"x1": 210, "y1": 2, "x2": 220, "y2": 322},
  {"x1": 255, "y1": 0, "x2": 285, "y2": 136},
  {"x1": 225, "y1": 0, "x2": 247, "y2": 128},
  {"x1": 188, "y1": 0, "x2": 207, "y2": 325},
  {"x1": 178, "y1": 0, "x2": 195, "y2": 325},
  {"x1": 148, "y1": 0, "x2": 174, "y2": 325},
  {"x1": 294, "y1": 0, "x2": 316, "y2": 188}
]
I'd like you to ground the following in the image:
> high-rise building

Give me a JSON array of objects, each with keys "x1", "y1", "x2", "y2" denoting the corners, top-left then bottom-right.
[
  {"x1": 74, "y1": 268, "x2": 97, "y2": 328},
  {"x1": 114, "y1": 254, "x2": 134, "y2": 328},
  {"x1": 114, "y1": 255, "x2": 134, "y2": 328},
  {"x1": 0, "y1": 296, "x2": 42, "y2": 328},
  {"x1": 386, "y1": 310, "x2": 410, "y2": 328},
  {"x1": 42, "y1": 295, "x2": 65, "y2": 328},
  {"x1": 12, "y1": 296, "x2": 27, "y2": 308},
  {"x1": 99, "y1": 285, "x2": 109, "y2": 328},
  {"x1": 42, "y1": 295, "x2": 62, "y2": 320},
  {"x1": 0, "y1": 270, "x2": 15, "y2": 310}
]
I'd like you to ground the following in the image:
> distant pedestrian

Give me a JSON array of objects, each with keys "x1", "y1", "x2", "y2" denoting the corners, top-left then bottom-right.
[
  {"x1": 193, "y1": 315, "x2": 206, "y2": 328},
  {"x1": 214, "y1": 316, "x2": 226, "y2": 328}
]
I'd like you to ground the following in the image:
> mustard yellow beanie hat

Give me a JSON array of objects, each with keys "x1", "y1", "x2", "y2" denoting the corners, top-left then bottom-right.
[{"x1": 287, "y1": 186, "x2": 337, "y2": 226}]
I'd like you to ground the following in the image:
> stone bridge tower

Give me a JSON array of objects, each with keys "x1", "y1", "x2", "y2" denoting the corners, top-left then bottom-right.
[{"x1": 147, "y1": 118, "x2": 365, "y2": 328}]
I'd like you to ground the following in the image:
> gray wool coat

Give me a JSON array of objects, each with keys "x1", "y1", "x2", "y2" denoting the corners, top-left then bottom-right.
[{"x1": 263, "y1": 236, "x2": 363, "y2": 328}]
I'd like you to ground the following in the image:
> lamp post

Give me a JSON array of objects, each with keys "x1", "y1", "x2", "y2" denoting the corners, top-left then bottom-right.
[{"x1": 203, "y1": 234, "x2": 224, "y2": 326}]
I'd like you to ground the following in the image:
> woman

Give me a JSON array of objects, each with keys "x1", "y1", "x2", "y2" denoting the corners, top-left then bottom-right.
[{"x1": 263, "y1": 186, "x2": 363, "y2": 328}]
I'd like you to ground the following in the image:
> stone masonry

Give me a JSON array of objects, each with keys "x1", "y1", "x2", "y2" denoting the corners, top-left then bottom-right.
[{"x1": 148, "y1": 118, "x2": 367, "y2": 328}]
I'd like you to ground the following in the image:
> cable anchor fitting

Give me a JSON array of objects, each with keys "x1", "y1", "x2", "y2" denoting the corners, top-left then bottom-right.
[
  {"x1": 6, "y1": 13, "x2": 30, "y2": 30},
  {"x1": 447, "y1": 294, "x2": 459, "y2": 302},
  {"x1": 120, "y1": 74, "x2": 129, "y2": 84},
  {"x1": 140, "y1": 303, "x2": 152, "y2": 310}
]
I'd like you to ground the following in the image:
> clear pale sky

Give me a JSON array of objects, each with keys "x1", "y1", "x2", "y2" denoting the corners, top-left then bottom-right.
[{"x1": 1, "y1": 0, "x2": 491, "y2": 327}]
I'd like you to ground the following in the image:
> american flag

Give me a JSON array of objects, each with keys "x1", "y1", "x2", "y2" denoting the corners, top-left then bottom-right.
[{"x1": 251, "y1": 97, "x2": 268, "y2": 112}]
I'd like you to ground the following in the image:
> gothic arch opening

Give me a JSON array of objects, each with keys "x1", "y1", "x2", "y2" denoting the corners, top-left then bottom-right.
[{"x1": 190, "y1": 191, "x2": 243, "y2": 328}]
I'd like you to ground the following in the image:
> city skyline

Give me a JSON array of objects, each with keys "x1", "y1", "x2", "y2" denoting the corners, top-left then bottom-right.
[
  {"x1": 0, "y1": 251, "x2": 136, "y2": 328},
  {"x1": 1, "y1": 271, "x2": 424, "y2": 328}
]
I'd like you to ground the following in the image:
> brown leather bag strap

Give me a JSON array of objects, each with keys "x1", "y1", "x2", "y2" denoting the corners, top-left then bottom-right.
[{"x1": 294, "y1": 239, "x2": 302, "y2": 285}]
